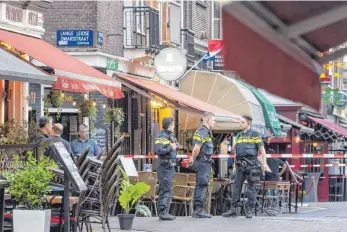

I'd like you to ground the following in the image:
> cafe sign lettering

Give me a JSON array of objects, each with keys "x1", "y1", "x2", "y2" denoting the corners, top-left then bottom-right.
[
  {"x1": 0, "y1": 3, "x2": 44, "y2": 29},
  {"x1": 106, "y1": 58, "x2": 119, "y2": 71},
  {"x1": 322, "y1": 88, "x2": 347, "y2": 109}
]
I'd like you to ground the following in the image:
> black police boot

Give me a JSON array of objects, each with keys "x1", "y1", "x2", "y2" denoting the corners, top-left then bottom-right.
[
  {"x1": 159, "y1": 212, "x2": 176, "y2": 221},
  {"x1": 192, "y1": 209, "x2": 212, "y2": 218},
  {"x1": 222, "y1": 206, "x2": 237, "y2": 218},
  {"x1": 245, "y1": 205, "x2": 254, "y2": 219}
]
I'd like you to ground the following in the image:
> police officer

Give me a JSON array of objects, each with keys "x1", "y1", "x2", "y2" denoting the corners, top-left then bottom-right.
[
  {"x1": 155, "y1": 117, "x2": 178, "y2": 220},
  {"x1": 223, "y1": 115, "x2": 270, "y2": 218},
  {"x1": 188, "y1": 112, "x2": 215, "y2": 218}
]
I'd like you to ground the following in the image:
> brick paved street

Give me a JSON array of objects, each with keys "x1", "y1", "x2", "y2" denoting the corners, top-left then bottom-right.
[{"x1": 93, "y1": 202, "x2": 347, "y2": 232}]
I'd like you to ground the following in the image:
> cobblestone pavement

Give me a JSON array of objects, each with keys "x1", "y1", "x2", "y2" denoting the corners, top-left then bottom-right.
[{"x1": 93, "y1": 202, "x2": 347, "y2": 232}]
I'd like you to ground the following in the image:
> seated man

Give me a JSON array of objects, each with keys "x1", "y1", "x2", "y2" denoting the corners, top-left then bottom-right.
[
  {"x1": 265, "y1": 157, "x2": 287, "y2": 181},
  {"x1": 45, "y1": 123, "x2": 73, "y2": 166},
  {"x1": 71, "y1": 124, "x2": 99, "y2": 158}
]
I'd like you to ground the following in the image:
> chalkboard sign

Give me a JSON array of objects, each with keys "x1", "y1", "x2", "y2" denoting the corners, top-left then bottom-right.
[
  {"x1": 91, "y1": 127, "x2": 107, "y2": 155},
  {"x1": 53, "y1": 142, "x2": 87, "y2": 192}
]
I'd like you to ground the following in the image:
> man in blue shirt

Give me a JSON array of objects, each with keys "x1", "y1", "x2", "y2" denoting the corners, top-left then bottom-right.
[{"x1": 71, "y1": 124, "x2": 99, "y2": 158}]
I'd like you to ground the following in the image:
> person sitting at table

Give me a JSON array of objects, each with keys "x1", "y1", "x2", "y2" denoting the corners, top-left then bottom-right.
[
  {"x1": 263, "y1": 141, "x2": 288, "y2": 181},
  {"x1": 265, "y1": 157, "x2": 287, "y2": 181},
  {"x1": 46, "y1": 123, "x2": 73, "y2": 166},
  {"x1": 71, "y1": 124, "x2": 99, "y2": 158}
]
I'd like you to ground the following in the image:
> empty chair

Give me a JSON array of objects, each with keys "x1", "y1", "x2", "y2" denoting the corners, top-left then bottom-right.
[{"x1": 138, "y1": 171, "x2": 158, "y2": 216}]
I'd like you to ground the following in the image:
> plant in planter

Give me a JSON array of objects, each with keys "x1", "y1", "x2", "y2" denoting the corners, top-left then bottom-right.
[
  {"x1": 43, "y1": 90, "x2": 64, "y2": 119},
  {"x1": 104, "y1": 107, "x2": 125, "y2": 139},
  {"x1": 5, "y1": 152, "x2": 56, "y2": 232},
  {"x1": 118, "y1": 167, "x2": 151, "y2": 230},
  {"x1": 76, "y1": 98, "x2": 97, "y2": 132},
  {"x1": 47, "y1": 90, "x2": 64, "y2": 108}
]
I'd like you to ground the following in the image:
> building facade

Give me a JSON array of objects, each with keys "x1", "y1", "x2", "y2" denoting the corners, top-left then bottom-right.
[
  {"x1": 32, "y1": 0, "x2": 219, "y2": 158},
  {"x1": 0, "y1": 1, "x2": 53, "y2": 124},
  {"x1": 29, "y1": 0, "x2": 126, "y2": 153}
]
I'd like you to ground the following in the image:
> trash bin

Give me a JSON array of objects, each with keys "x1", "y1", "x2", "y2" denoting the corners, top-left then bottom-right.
[{"x1": 303, "y1": 173, "x2": 321, "y2": 202}]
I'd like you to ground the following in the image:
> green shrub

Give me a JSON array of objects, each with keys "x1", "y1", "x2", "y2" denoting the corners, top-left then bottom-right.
[
  {"x1": 5, "y1": 152, "x2": 56, "y2": 209},
  {"x1": 118, "y1": 167, "x2": 150, "y2": 215}
]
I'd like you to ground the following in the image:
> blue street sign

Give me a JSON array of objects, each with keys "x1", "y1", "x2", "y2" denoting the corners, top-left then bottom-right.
[
  {"x1": 97, "y1": 32, "x2": 103, "y2": 45},
  {"x1": 57, "y1": 30, "x2": 94, "y2": 47}
]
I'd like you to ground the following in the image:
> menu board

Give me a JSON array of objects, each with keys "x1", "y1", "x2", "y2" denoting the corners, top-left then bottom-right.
[
  {"x1": 91, "y1": 127, "x2": 107, "y2": 155},
  {"x1": 70, "y1": 116, "x2": 78, "y2": 132},
  {"x1": 53, "y1": 142, "x2": 87, "y2": 192}
]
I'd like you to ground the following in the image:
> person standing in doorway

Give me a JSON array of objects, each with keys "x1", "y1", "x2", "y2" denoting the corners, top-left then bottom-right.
[
  {"x1": 71, "y1": 124, "x2": 99, "y2": 158},
  {"x1": 155, "y1": 117, "x2": 178, "y2": 221},
  {"x1": 188, "y1": 112, "x2": 216, "y2": 218}
]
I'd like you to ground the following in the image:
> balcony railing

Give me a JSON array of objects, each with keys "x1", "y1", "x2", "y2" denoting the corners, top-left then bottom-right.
[{"x1": 124, "y1": 6, "x2": 160, "y2": 50}]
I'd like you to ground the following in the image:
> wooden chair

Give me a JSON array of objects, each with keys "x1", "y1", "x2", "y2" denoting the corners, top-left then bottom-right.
[
  {"x1": 171, "y1": 185, "x2": 195, "y2": 216},
  {"x1": 138, "y1": 171, "x2": 158, "y2": 216},
  {"x1": 173, "y1": 173, "x2": 189, "y2": 186}
]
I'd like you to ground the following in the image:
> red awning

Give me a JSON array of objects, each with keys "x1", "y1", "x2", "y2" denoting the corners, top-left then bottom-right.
[
  {"x1": 114, "y1": 73, "x2": 241, "y2": 120},
  {"x1": 222, "y1": 1, "x2": 347, "y2": 110},
  {"x1": 0, "y1": 29, "x2": 124, "y2": 99},
  {"x1": 308, "y1": 116, "x2": 347, "y2": 138}
]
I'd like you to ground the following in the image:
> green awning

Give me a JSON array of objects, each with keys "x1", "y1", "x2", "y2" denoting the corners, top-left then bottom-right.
[{"x1": 238, "y1": 80, "x2": 282, "y2": 137}]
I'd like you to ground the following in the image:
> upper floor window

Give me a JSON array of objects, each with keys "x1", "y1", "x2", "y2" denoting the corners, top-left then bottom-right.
[{"x1": 213, "y1": 1, "x2": 222, "y2": 39}]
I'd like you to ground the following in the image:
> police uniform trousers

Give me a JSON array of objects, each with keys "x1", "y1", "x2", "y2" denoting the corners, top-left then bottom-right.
[
  {"x1": 231, "y1": 164, "x2": 257, "y2": 207},
  {"x1": 157, "y1": 159, "x2": 175, "y2": 214},
  {"x1": 192, "y1": 158, "x2": 212, "y2": 211}
]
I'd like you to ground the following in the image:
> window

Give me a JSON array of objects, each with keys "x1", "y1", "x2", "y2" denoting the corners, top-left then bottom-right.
[
  {"x1": 212, "y1": 1, "x2": 222, "y2": 39},
  {"x1": 135, "y1": 0, "x2": 146, "y2": 35},
  {"x1": 169, "y1": 3, "x2": 181, "y2": 44}
]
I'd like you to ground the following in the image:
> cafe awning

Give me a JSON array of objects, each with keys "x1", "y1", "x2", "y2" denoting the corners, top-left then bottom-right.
[
  {"x1": 277, "y1": 114, "x2": 314, "y2": 135},
  {"x1": 0, "y1": 48, "x2": 56, "y2": 85},
  {"x1": 237, "y1": 80, "x2": 282, "y2": 137},
  {"x1": 113, "y1": 72, "x2": 242, "y2": 131},
  {"x1": 222, "y1": 1, "x2": 347, "y2": 110},
  {"x1": 0, "y1": 29, "x2": 123, "y2": 99},
  {"x1": 308, "y1": 116, "x2": 347, "y2": 139},
  {"x1": 180, "y1": 71, "x2": 269, "y2": 134}
]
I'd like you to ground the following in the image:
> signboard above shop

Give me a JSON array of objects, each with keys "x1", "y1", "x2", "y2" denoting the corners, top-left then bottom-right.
[
  {"x1": 57, "y1": 30, "x2": 94, "y2": 47},
  {"x1": 0, "y1": 3, "x2": 44, "y2": 38}
]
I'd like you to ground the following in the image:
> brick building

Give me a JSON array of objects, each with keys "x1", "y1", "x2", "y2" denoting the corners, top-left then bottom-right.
[
  {"x1": 29, "y1": 0, "x2": 126, "y2": 154},
  {"x1": 30, "y1": 0, "x2": 219, "y2": 157}
]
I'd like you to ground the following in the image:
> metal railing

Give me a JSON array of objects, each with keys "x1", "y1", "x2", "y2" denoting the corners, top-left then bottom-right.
[
  {"x1": 0, "y1": 143, "x2": 39, "y2": 172},
  {"x1": 124, "y1": 6, "x2": 160, "y2": 49}
]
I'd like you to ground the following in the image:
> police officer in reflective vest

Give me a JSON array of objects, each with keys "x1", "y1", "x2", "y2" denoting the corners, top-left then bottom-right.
[
  {"x1": 223, "y1": 115, "x2": 270, "y2": 218},
  {"x1": 155, "y1": 117, "x2": 178, "y2": 220},
  {"x1": 188, "y1": 112, "x2": 215, "y2": 218}
]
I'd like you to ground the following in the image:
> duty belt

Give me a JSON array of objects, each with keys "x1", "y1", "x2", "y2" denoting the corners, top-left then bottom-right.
[
  {"x1": 235, "y1": 157, "x2": 257, "y2": 167},
  {"x1": 198, "y1": 154, "x2": 214, "y2": 164},
  {"x1": 160, "y1": 159, "x2": 175, "y2": 168}
]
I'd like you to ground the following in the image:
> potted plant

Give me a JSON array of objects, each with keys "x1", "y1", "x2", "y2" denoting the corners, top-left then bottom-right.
[
  {"x1": 118, "y1": 167, "x2": 151, "y2": 230},
  {"x1": 5, "y1": 152, "x2": 57, "y2": 232},
  {"x1": 44, "y1": 90, "x2": 64, "y2": 108},
  {"x1": 104, "y1": 107, "x2": 125, "y2": 139},
  {"x1": 76, "y1": 98, "x2": 97, "y2": 132}
]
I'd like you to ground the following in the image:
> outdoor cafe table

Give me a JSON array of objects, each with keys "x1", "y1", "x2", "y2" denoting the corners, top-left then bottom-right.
[{"x1": 47, "y1": 196, "x2": 79, "y2": 207}]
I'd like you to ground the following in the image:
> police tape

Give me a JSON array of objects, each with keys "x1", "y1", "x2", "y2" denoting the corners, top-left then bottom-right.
[
  {"x1": 120, "y1": 154, "x2": 347, "y2": 159},
  {"x1": 302, "y1": 176, "x2": 347, "y2": 179},
  {"x1": 289, "y1": 164, "x2": 347, "y2": 168}
]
